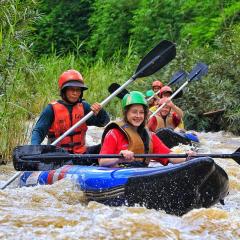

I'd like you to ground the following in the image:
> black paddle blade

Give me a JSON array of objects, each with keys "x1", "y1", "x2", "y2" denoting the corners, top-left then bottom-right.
[
  {"x1": 135, "y1": 40, "x2": 176, "y2": 79},
  {"x1": 168, "y1": 70, "x2": 187, "y2": 99},
  {"x1": 12, "y1": 145, "x2": 67, "y2": 171},
  {"x1": 188, "y1": 62, "x2": 208, "y2": 82},
  {"x1": 168, "y1": 70, "x2": 187, "y2": 86},
  {"x1": 108, "y1": 83, "x2": 129, "y2": 99},
  {"x1": 232, "y1": 147, "x2": 240, "y2": 164}
]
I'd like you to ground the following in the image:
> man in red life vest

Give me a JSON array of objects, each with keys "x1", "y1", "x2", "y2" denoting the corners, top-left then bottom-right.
[{"x1": 31, "y1": 69, "x2": 110, "y2": 155}]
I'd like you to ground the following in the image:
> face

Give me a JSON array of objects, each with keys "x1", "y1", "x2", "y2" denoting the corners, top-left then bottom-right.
[
  {"x1": 161, "y1": 92, "x2": 172, "y2": 98},
  {"x1": 65, "y1": 87, "x2": 82, "y2": 103},
  {"x1": 153, "y1": 86, "x2": 161, "y2": 92},
  {"x1": 159, "y1": 104, "x2": 171, "y2": 117},
  {"x1": 148, "y1": 98, "x2": 154, "y2": 106},
  {"x1": 148, "y1": 97, "x2": 158, "y2": 107},
  {"x1": 126, "y1": 104, "x2": 145, "y2": 127}
]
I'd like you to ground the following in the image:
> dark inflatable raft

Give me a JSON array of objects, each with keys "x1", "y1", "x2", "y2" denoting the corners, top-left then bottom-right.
[
  {"x1": 156, "y1": 128, "x2": 200, "y2": 148},
  {"x1": 19, "y1": 157, "x2": 229, "y2": 216}
]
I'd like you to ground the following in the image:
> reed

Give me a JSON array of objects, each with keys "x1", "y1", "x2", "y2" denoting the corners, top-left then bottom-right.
[{"x1": 1, "y1": 0, "x2": 239, "y2": 161}]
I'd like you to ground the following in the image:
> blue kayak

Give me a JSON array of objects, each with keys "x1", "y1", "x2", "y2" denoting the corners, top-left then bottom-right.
[
  {"x1": 156, "y1": 128, "x2": 200, "y2": 148},
  {"x1": 19, "y1": 157, "x2": 229, "y2": 216}
]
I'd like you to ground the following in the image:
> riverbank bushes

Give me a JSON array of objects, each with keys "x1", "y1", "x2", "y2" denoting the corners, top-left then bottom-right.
[{"x1": 0, "y1": 0, "x2": 239, "y2": 160}]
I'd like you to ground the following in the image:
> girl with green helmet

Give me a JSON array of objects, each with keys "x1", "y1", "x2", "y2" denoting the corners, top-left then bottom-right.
[{"x1": 99, "y1": 91, "x2": 195, "y2": 167}]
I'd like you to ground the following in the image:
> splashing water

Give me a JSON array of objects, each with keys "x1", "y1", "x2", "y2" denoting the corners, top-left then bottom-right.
[{"x1": 0, "y1": 129, "x2": 239, "y2": 239}]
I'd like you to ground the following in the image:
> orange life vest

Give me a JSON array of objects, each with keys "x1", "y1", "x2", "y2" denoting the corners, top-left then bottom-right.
[
  {"x1": 48, "y1": 101, "x2": 88, "y2": 153},
  {"x1": 102, "y1": 121, "x2": 153, "y2": 162},
  {"x1": 154, "y1": 112, "x2": 180, "y2": 129}
]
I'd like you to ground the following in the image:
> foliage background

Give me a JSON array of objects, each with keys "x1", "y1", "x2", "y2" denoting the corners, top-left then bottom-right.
[{"x1": 0, "y1": 0, "x2": 239, "y2": 160}]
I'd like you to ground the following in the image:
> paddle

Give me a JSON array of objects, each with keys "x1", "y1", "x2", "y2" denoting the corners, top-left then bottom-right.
[
  {"x1": 147, "y1": 70, "x2": 187, "y2": 101},
  {"x1": 53, "y1": 40, "x2": 176, "y2": 145},
  {"x1": 108, "y1": 70, "x2": 187, "y2": 101},
  {"x1": 0, "y1": 40, "x2": 176, "y2": 190},
  {"x1": 13, "y1": 145, "x2": 240, "y2": 171},
  {"x1": 149, "y1": 62, "x2": 208, "y2": 119}
]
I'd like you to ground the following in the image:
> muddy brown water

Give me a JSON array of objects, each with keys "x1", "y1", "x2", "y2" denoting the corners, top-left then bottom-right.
[{"x1": 0, "y1": 128, "x2": 239, "y2": 239}]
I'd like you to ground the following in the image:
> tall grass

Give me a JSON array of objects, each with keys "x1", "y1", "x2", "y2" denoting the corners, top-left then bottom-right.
[
  {"x1": 1, "y1": 0, "x2": 239, "y2": 162},
  {"x1": 30, "y1": 47, "x2": 142, "y2": 118},
  {"x1": 0, "y1": 0, "x2": 39, "y2": 161}
]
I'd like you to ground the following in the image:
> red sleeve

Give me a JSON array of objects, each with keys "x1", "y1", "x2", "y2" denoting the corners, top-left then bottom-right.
[
  {"x1": 148, "y1": 116, "x2": 157, "y2": 132},
  {"x1": 151, "y1": 133, "x2": 170, "y2": 165},
  {"x1": 100, "y1": 128, "x2": 128, "y2": 154},
  {"x1": 172, "y1": 112, "x2": 181, "y2": 127}
]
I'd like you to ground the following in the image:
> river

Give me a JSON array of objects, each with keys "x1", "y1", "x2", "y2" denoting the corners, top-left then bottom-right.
[{"x1": 0, "y1": 128, "x2": 239, "y2": 239}]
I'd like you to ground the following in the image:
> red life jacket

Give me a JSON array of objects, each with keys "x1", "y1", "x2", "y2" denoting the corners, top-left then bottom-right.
[{"x1": 48, "y1": 101, "x2": 88, "y2": 153}]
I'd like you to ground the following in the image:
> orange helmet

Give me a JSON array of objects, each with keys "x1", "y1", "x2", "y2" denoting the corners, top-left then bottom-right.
[
  {"x1": 152, "y1": 80, "x2": 163, "y2": 89},
  {"x1": 160, "y1": 86, "x2": 173, "y2": 97},
  {"x1": 58, "y1": 69, "x2": 88, "y2": 91}
]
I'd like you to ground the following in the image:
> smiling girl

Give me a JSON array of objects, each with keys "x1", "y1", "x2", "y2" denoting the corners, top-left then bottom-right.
[{"x1": 99, "y1": 91, "x2": 194, "y2": 167}]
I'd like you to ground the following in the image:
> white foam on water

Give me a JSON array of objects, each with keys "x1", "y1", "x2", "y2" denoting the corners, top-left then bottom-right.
[{"x1": 0, "y1": 128, "x2": 239, "y2": 239}]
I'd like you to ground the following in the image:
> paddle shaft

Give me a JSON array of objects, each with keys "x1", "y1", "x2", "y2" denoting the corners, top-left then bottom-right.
[
  {"x1": 149, "y1": 64, "x2": 206, "y2": 119},
  {"x1": 149, "y1": 80, "x2": 188, "y2": 118},
  {"x1": 21, "y1": 153, "x2": 240, "y2": 161},
  {"x1": 1, "y1": 80, "x2": 134, "y2": 189},
  {"x1": 1, "y1": 41, "x2": 175, "y2": 190},
  {"x1": 0, "y1": 172, "x2": 21, "y2": 190},
  {"x1": 146, "y1": 70, "x2": 187, "y2": 102},
  {"x1": 52, "y1": 44, "x2": 174, "y2": 145},
  {"x1": 52, "y1": 77, "x2": 135, "y2": 145},
  {"x1": 147, "y1": 90, "x2": 160, "y2": 102}
]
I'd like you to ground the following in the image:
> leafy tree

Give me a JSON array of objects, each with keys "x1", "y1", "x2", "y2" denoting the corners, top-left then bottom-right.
[
  {"x1": 32, "y1": 0, "x2": 94, "y2": 56},
  {"x1": 175, "y1": 24, "x2": 240, "y2": 133},
  {"x1": 179, "y1": 0, "x2": 240, "y2": 47},
  {"x1": 87, "y1": 0, "x2": 140, "y2": 59},
  {"x1": 130, "y1": 0, "x2": 184, "y2": 54}
]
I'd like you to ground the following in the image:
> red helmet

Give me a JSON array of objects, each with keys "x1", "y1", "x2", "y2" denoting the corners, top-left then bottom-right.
[
  {"x1": 160, "y1": 86, "x2": 173, "y2": 97},
  {"x1": 58, "y1": 69, "x2": 88, "y2": 91},
  {"x1": 152, "y1": 80, "x2": 163, "y2": 89}
]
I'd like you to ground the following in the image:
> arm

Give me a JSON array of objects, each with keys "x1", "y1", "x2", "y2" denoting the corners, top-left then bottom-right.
[
  {"x1": 170, "y1": 103, "x2": 184, "y2": 119},
  {"x1": 99, "y1": 129, "x2": 134, "y2": 167},
  {"x1": 147, "y1": 116, "x2": 158, "y2": 132},
  {"x1": 83, "y1": 101, "x2": 110, "y2": 127},
  {"x1": 31, "y1": 104, "x2": 54, "y2": 144},
  {"x1": 151, "y1": 133, "x2": 170, "y2": 165},
  {"x1": 98, "y1": 129, "x2": 121, "y2": 167},
  {"x1": 152, "y1": 134, "x2": 195, "y2": 164}
]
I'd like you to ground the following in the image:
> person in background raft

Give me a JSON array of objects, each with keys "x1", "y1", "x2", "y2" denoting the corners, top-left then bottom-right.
[
  {"x1": 99, "y1": 91, "x2": 194, "y2": 167},
  {"x1": 31, "y1": 69, "x2": 110, "y2": 156},
  {"x1": 149, "y1": 85, "x2": 174, "y2": 113},
  {"x1": 147, "y1": 96, "x2": 184, "y2": 132},
  {"x1": 145, "y1": 90, "x2": 158, "y2": 109},
  {"x1": 159, "y1": 86, "x2": 185, "y2": 129},
  {"x1": 159, "y1": 85, "x2": 173, "y2": 98},
  {"x1": 152, "y1": 80, "x2": 163, "y2": 95}
]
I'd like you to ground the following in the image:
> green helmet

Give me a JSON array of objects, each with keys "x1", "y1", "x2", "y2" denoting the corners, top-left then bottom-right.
[
  {"x1": 122, "y1": 91, "x2": 148, "y2": 109},
  {"x1": 145, "y1": 90, "x2": 155, "y2": 98}
]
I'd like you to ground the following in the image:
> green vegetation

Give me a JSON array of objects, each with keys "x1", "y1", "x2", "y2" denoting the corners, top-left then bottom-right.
[{"x1": 0, "y1": 0, "x2": 239, "y2": 160}]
